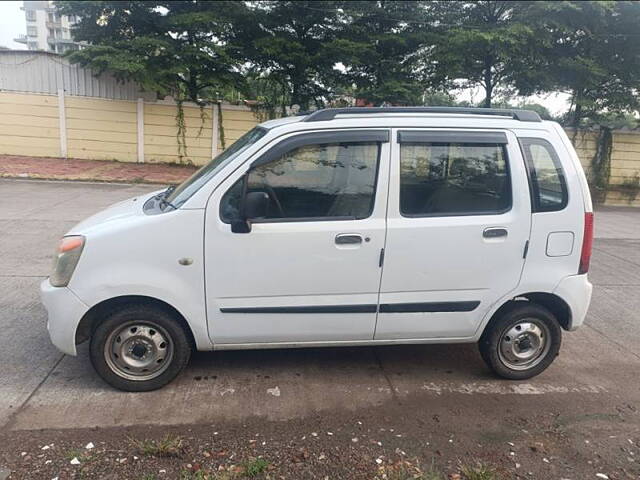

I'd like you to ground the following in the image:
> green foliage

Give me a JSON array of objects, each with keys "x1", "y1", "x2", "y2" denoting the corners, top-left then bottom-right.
[
  {"x1": 242, "y1": 457, "x2": 270, "y2": 477},
  {"x1": 460, "y1": 463, "x2": 498, "y2": 480},
  {"x1": 128, "y1": 434, "x2": 185, "y2": 457},
  {"x1": 428, "y1": 1, "x2": 543, "y2": 107},
  {"x1": 57, "y1": 1, "x2": 246, "y2": 105},
  {"x1": 619, "y1": 174, "x2": 640, "y2": 203},
  {"x1": 237, "y1": 1, "x2": 345, "y2": 110},
  {"x1": 523, "y1": 1, "x2": 640, "y2": 127},
  {"x1": 56, "y1": 0, "x2": 639, "y2": 123},
  {"x1": 590, "y1": 125, "x2": 614, "y2": 203},
  {"x1": 336, "y1": 1, "x2": 433, "y2": 106}
]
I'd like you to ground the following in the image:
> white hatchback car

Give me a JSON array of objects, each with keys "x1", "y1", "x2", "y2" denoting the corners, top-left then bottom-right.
[{"x1": 41, "y1": 107, "x2": 594, "y2": 391}]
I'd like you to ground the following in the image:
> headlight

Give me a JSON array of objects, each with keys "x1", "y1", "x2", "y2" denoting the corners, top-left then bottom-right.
[{"x1": 50, "y1": 236, "x2": 85, "y2": 287}]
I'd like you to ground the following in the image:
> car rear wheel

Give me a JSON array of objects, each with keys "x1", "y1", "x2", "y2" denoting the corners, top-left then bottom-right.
[
  {"x1": 479, "y1": 303, "x2": 562, "y2": 380},
  {"x1": 89, "y1": 304, "x2": 192, "y2": 391}
]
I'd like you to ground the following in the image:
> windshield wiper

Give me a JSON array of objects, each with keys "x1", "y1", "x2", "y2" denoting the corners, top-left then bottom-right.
[{"x1": 158, "y1": 185, "x2": 178, "y2": 211}]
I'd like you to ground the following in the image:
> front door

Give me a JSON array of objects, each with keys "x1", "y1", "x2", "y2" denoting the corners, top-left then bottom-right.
[
  {"x1": 375, "y1": 129, "x2": 531, "y2": 340},
  {"x1": 206, "y1": 129, "x2": 390, "y2": 345}
]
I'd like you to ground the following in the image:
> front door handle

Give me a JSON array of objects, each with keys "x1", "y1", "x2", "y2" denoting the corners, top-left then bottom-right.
[
  {"x1": 483, "y1": 227, "x2": 508, "y2": 239},
  {"x1": 335, "y1": 234, "x2": 363, "y2": 245}
]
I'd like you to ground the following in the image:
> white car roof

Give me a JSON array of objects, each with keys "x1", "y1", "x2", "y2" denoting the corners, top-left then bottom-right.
[
  {"x1": 259, "y1": 110, "x2": 553, "y2": 134},
  {"x1": 261, "y1": 107, "x2": 553, "y2": 131}
]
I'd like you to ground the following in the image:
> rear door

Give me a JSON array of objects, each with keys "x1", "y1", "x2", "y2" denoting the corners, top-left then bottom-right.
[{"x1": 375, "y1": 129, "x2": 531, "y2": 340}]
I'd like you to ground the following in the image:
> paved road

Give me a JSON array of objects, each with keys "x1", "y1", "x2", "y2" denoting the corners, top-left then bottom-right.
[{"x1": 1, "y1": 178, "x2": 639, "y2": 432}]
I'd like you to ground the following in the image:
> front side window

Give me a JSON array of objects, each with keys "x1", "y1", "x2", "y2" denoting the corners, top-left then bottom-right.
[
  {"x1": 221, "y1": 142, "x2": 380, "y2": 222},
  {"x1": 400, "y1": 141, "x2": 511, "y2": 216},
  {"x1": 519, "y1": 138, "x2": 568, "y2": 212}
]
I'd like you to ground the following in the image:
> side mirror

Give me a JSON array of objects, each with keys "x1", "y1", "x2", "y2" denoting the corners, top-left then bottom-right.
[
  {"x1": 230, "y1": 191, "x2": 270, "y2": 234},
  {"x1": 231, "y1": 218, "x2": 251, "y2": 234}
]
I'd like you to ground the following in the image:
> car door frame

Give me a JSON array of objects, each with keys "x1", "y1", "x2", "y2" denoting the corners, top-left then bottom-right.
[
  {"x1": 203, "y1": 127, "x2": 393, "y2": 347},
  {"x1": 374, "y1": 128, "x2": 532, "y2": 341}
]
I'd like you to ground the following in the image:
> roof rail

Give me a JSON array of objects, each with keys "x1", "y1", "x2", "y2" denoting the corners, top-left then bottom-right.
[{"x1": 303, "y1": 106, "x2": 542, "y2": 123}]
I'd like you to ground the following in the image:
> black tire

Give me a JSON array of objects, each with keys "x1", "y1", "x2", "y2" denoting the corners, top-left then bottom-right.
[
  {"x1": 89, "y1": 304, "x2": 192, "y2": 392},
  {"x1": 479, "y1": 303, "x2": 562, "y2": 380}
]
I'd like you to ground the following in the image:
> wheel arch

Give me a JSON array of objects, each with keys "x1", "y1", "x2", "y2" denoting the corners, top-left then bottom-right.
[
  {"x1": 75, "y1": 295, "x2": 197, "y2": 349},
  {"x1": 483, "y1": 292, "x2": 572, "y2": 337}
]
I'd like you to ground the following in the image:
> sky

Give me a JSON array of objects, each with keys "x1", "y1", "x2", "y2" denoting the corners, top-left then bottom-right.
[
  {"x1": 0, "y1": 0, "x2": 569, "y2": 114},
  {"x1": 0, "y1": 1, "x2": 26, "y2": 50}
]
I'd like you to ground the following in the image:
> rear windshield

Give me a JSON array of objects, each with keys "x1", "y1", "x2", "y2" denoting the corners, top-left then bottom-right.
[{"x1": 165, "y1": 127, "x2": 268, "y2": 208}]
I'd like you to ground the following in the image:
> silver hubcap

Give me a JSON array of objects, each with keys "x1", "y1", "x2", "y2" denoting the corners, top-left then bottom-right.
[
  {"x1": 104, "y1": 322, "x2": 173, "y2": 381},
  {"x1": 498, "y1": 319, "x2": 550, "y2": 371}
]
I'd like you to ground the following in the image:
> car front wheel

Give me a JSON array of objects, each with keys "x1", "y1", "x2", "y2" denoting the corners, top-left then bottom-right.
[{"x1": 89, "y1": 304, "x2": 192, "y2": 392}]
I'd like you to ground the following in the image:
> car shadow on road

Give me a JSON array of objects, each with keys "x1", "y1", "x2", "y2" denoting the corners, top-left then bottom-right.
[{"x1": 187, "y1": 342, "x2": 491, "y2": 382}]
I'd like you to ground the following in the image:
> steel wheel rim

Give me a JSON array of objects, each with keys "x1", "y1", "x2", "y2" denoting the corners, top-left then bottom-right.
[
  {"x1": 104, "y1": 321, "x2": 174, "y2": 381},
  {"x1": 498, "y1": 319, "x2": 550, "y2": 371}
]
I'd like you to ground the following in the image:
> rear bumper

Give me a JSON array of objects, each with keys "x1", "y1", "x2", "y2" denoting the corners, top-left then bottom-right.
[
  {"x1": 40, "y1": 279, "x2": 89, "y2": 356},
  {"x1": 553, "y1": 274, "x2": 593, "y2": 331}
]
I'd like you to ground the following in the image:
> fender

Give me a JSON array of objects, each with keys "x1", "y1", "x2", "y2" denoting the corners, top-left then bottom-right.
[{"x1": 67, "y1": 208, "x2": 212, "y2": 351}]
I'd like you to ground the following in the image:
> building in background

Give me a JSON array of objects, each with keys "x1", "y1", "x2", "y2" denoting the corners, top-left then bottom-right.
[{"x1": 13, "y1": 1, "x2": 84, "y2": 54}]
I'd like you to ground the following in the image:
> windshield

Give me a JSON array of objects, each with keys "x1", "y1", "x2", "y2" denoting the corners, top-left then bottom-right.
[{"x1": 165, "y1": 126, "x2": 268, "y2": 208}]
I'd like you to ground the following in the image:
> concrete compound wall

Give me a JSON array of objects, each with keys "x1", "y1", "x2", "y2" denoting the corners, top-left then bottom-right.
[
  {"x1": 1, "y1": 90, "x2": 639, "y2": 205},
  {"x1": 0, "y1": 91, "x2": 260, "y2": 166},
  {"x1": 571, "y1": 130, "x2": 640, "y2": 206}
]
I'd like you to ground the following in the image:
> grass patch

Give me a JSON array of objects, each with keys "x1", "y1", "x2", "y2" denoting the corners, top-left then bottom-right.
[
  {"x1": 129, "y1": 434, "x2": 185, "y2": 458},
  {"x1": 461, "y1": 463, "x2": 498, "y2": 480},
  {"x1": 179, "y1": 470, "x2": 209, "y2": 480},
  {"x1": 243, "y1": 457, "x2": 270, "y2": 477},
  {"x1": 64, "y1": 448, "x2": 91, "y2": 463},
  {"x1": 179, "y1": 468, "x2": 254, "y2": 480},
  {"x1": 177, "y1": 459, "x2": 270, "y2": 480}
]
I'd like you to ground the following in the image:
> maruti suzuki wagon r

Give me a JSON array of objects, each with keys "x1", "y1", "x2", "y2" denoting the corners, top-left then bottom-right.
[{"x1": 41, "y1": 107, "x2": 594, "y2": 391}]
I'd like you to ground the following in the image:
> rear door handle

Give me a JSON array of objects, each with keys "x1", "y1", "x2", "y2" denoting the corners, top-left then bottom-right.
[
  {"x1": 335, "y1": 234, "x2": 363, "y2": 245},
  {"x1": 483, "y1": 227, "x2": 508, "y2": 238}
]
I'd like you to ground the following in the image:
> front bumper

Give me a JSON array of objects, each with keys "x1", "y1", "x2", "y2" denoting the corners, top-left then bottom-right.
[
  {"x1": 40, "y1": 279, "x2": 89, "y2": 356},
  {"x1": 553, "y1": 274, "x2": 593, "y2": 331}
]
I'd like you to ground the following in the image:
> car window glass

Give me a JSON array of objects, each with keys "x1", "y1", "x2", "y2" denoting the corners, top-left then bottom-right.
[
  {"x1": 221, "y1": 142, "x2": 380, "y2": 222},
  {"x1": 400, "y1": 142, "x2": 511, "y2": 216},
  {"x1": 519, "y1": 138, "x2": 568, "y2": 212},
  {"x1": 166, "y1": 127, "x2": 268, "y2": 209}
]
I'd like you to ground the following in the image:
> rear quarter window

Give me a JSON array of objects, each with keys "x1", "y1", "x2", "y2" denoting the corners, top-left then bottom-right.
[{"x1": 519, "y1": 138, "x2": 568, "y2": 212}]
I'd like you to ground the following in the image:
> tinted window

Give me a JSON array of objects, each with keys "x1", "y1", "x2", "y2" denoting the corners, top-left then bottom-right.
[
  {"x1": 519, "y1": 138, "x2": 568, "y2": 212},
  {"x1": 221, "y1": 142, "x2": 380, "y2": 222},
  {"x1": 400, "y1": 142, "x2": 511, "y2": 216}
]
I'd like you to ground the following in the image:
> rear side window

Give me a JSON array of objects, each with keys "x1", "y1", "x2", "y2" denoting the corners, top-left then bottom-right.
[
  {"x1": 519, "y1": 138, "x2": 568, "y2": 212},
  {"x1": 399, "y1": 137, "x2": 511, "y2": 216}
]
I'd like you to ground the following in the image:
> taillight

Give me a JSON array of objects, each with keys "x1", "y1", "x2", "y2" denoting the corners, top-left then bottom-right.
[{"x1": 578, "y1": 212, "x2": 594, "y2": 274}]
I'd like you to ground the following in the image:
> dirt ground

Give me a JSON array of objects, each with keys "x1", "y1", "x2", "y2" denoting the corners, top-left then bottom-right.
[{"x1": 1, "y1": 390, "x2": 638, "y2": 480}]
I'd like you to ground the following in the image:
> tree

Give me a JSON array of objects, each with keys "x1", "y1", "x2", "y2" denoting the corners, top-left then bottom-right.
[
  {"x1": 238, "y1": 1, "x2": 345, "y2": 111},
  {"x1": 523, "y1": 1, "x2": 640, "y2": 129},
  {"x1": 429, "y1": 1, "x2": 542, "y2": 108},
  {"x1": 57, "y1": 1, "x2": 247, "y2": 105},
  {"x1": 519, "y1": 1, "x2": 640, "y2": 202},
  {"x1": 335, "y1": 1, "x2": 434, "y2": 106}
]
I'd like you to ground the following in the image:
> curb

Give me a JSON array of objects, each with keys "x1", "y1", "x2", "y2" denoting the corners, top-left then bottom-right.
[{"x1": 0, "y1": 173, "x2": 171, "y2": 186}]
